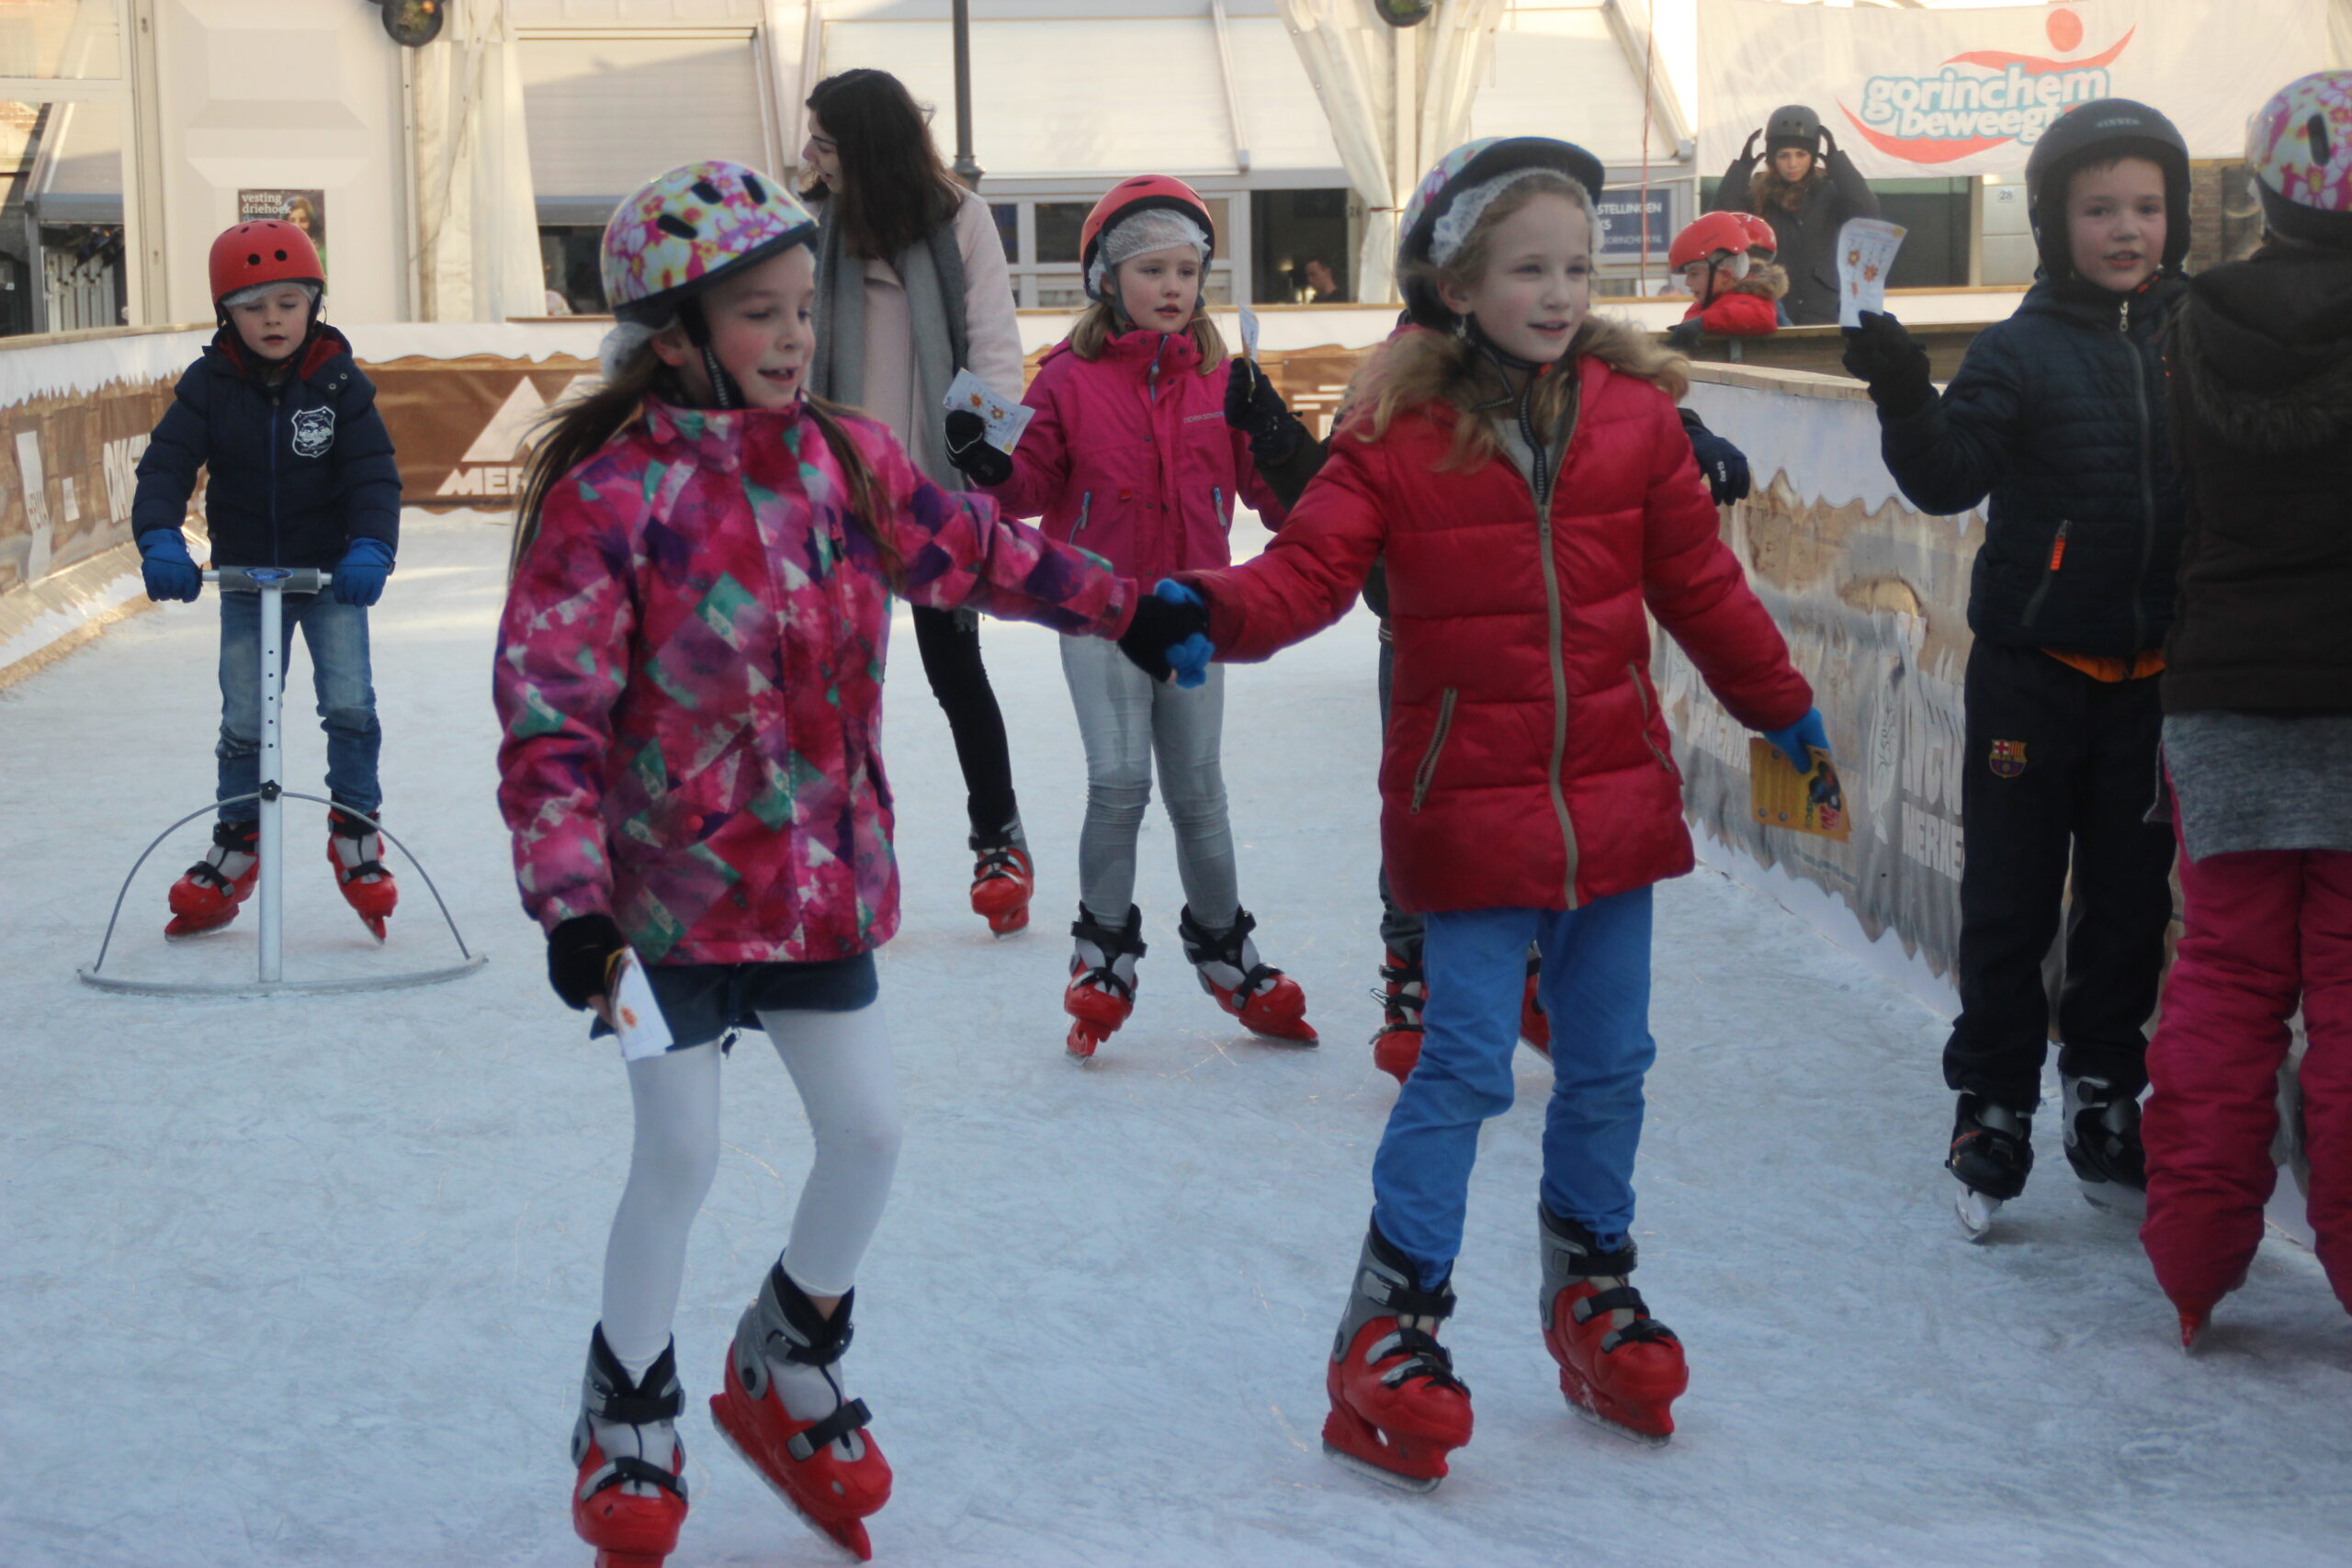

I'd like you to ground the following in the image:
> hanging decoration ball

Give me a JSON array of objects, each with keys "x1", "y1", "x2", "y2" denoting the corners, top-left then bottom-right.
[
  {"x1": 1372, "y1": 1, "x2": 1437, "y2": 28},
  {"x1": 377, "y1": 1, "x2": 446, "y2": 49}
]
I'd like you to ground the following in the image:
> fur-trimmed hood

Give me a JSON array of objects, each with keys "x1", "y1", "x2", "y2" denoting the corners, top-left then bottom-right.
[
  {"x1": 2174, "y1": 246, "x2": 2352, "y2": 456},
  {"x1": 1730, "y1": 263, "x2": 1790, "y2": 303}
]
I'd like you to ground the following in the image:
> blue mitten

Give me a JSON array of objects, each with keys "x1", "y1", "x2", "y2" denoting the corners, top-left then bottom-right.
[
  {"x1": 1115, "y1": 579, "x2": 1216, "y2": 687},
  {"x1": 333, "y1": 536, "x2": 394, "y2": 607},
  {"x1": 1161, "y1": 580, "x2": 1216, "y2": 691},
  {"x1": 1761, "y1": 706, "x2": 1832, "y2": 773},
  {"x1": 137, "y1": 528, "x2": 201, "y2": 603},
  {"x1": 1688, "y1": 427, "x2": 1751, "y2": 505}
]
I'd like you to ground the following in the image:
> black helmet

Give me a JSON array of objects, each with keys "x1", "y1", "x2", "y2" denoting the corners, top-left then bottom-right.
[
  {"x1": 2023, "y1": 97, "x2": 2191, "y2": 280},
  {"x1": 1396, "y1": 136, "x2": 1606, "y2": 332},
  {"x1": 1766, "y1": 105, "x2": 1823, "y2": 156}
]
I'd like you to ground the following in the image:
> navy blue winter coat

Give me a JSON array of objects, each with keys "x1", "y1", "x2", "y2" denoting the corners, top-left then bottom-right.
[
  {"x1": 131, "y1": 323, "x2": 401, "y2": 570},
  {"x1": 1876, "y1": 275, "x2": 2187, "y2": 658}
]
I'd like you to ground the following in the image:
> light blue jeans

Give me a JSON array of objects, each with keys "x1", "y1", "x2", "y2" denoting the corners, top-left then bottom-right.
[
  {"x1": 1371, "y1": 890, "x2": 1657, "y2": 1291},
  {"x1": 215, "y1": 589, "x2": 380, "y2": 821}
]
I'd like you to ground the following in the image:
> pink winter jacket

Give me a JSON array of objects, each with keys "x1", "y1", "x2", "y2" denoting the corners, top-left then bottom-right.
[
  {"x1": 494, "y1": 398, "x2": 1136, "y2": 964},
  {"x1": 980, "y1": 328, "x2": 1288, "y2": 582}
]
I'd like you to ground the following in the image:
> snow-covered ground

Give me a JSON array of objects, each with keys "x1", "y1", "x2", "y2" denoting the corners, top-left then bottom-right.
[{"x1": 5, "y1": 512, "x2": 2347, "y2": 1568}]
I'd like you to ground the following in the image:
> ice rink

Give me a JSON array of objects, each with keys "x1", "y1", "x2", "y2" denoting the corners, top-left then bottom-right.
[{"x1": 5, "y1": 511, "x2": 2348, "y2": 1568}]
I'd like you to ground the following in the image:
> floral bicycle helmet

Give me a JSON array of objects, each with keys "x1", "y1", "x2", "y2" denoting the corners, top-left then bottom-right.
[{"x1": 2247, "y1": 71, "x2": 2352, "y2": 243}]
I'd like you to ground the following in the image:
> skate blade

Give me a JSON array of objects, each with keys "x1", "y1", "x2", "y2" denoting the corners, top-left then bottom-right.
[
  {"x1": 2077, "y1": 1177, "x2": 2146, "y2": 1219},
  {"x1": 594, "y1": 1551, "x2": 670, "y2": 1568},
  {"x1": 359, "y1": 913, "x2": 388, "y2": 944},
  {"x1": 1565, "y1": 1398, "x2": 1673, "y2": 1448},
  {"x1": 984, "y1": 908, "x2": 1030, "y2": 938},
  {"x1": 709, "y1": 1406, "x2": 875, "y2": 1562},
  {"x1": 1319, "y1": 1438, "x2": 1442, "y2": 1493},
  {"x1": 163, "y1": 918, "x2": 239, "y2": 942},
  {"x1": 1955, "y1": 1188, "x2": 2004, "y2": 1241}
]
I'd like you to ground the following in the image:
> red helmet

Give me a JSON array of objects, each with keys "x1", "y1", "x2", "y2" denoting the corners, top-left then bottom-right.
[
  {"x1": 209, "y1": 220, "x2": 324, "y2": 305},
  {"x1": 1668, "y1": 211, "x2": 1752, "y2": 272},
  {"x1": 1079, "y1": 175, "x2": 1216, "y2": 303},
  {"x1": 1735, "y1": 212, "x2": 1778, "y2": 256}
]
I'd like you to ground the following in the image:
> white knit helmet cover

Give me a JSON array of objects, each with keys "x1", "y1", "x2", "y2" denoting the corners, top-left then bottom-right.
[
  {"x1": 598, "y1": 320, "x2": 662, "y2": 382},
  {"x1": 1428, "y1": 166, "x2": 1573, "y2": 268},
  {"x1": 220, "y1": 280, "x2": 321, "y2": 310},
  {"x1": 1087, "y1": 209, "x2": 1211, "y2": 303}
]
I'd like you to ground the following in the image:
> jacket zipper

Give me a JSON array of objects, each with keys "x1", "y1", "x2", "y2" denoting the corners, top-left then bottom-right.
[
  {"x1": 2123, "y1": 297, "x2": 2158, "y2": 653},
  {"x1": 1409, "y1": 687, "x2": 1459, "y2": 813},
  {"x1": 1213, "y1": 485, "x2": 1225, "y2": 534},
  {"x1": 1628, "y1": 661, "x2": 1673, "y2": 772},
  {"x1": 1074, "y1": 491, "x2": 1091, "y2": 533},
  {"x1": 1518, "y1": 376, "x2": 1583, "y2": 908},
  {"x1": 2020, "y1": 518, "x2": 2070, "y2": 628}
]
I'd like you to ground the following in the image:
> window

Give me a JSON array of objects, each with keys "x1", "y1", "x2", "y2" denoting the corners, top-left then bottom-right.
[
  {"x1": 538, "y1": 227, "x2": 605, "y2": 315},
  {"x1": 1251, "y1": 188, "x2": 1350, "y2": 303},
  {"x1": 987, "y1": 202, "x2": 1017, "y2": 262},
  {"x1": 1035, "y1": 202, "x2": 1090, "y2": 265},
  {"x1": 519, "y1": 35, "x2": 769, "y2": 216},
  {"x1": 1, "y1": 96, "x2": 129, "y2": 335}
]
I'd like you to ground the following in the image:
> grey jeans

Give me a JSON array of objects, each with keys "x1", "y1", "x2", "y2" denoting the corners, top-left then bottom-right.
[{"x1": 1058, "y1": 633, "x2": 1240, "y2": 928}]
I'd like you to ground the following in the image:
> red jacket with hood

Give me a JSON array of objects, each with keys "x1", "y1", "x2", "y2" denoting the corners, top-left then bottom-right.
[
  {"x1": 981, "y1": 326, "x2": 1288, "y2": 581},
  {"x1": 1185, "y1": 321, "x2": 1812, "y2": 914}
]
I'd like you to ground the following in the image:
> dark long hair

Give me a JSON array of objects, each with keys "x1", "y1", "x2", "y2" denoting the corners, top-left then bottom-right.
[{"x1": 804, "y1": 69, "x2": 962, "y2": 259}]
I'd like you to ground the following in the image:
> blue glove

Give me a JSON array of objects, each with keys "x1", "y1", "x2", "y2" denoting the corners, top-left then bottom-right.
[
  {"x1": 1688, "y1": 427, "x2": 1751, "y2": 506},
  {"x1": 333, "y1": 537, "x2": 394, "y2": 607},
  {"x1": 137, "y1": 528, "x2": 201, "y2": 603},
  {"x1": 1116, "y1": 579, "x2": 1216, "y2": 688},
  {"x1": 1761, "y1": 707, "x2": 1832, "y2": 774},
  {"x1": 1161, "y1": 581, "x2": 1216, "y2": 690}
]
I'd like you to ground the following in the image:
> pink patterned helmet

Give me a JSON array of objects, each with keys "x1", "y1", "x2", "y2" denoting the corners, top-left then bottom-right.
[
  {"x1": 600, "y1": 160, "x2": 817, "y2": 325},
  {"x1": 2247, "y1": 71, "x2": 2352, "y2": 241}
]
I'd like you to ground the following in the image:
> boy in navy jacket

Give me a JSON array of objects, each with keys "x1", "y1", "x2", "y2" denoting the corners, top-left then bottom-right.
[
  {"x1": 133, "y1": 220, "x2": 403, "y2": 940},
  {"x1": 1841, "y1": 100, "x2": 2191, "y2": 1235}
]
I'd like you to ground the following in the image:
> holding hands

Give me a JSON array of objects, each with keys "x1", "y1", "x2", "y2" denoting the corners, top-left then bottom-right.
[{"x1": 1116, "y1": 579, "x2": 1215, "y2": 688}]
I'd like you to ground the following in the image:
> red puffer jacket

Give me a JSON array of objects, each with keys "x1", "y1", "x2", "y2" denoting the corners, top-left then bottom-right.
[
  {"x1": 981, "y1": 326, "x2": 1287, "y2": 581},
  {"x1": 1186, "y1": 321, "x2": 1812, "y2": 914}
]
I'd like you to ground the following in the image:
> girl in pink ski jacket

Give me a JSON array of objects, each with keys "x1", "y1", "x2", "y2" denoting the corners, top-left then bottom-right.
[{"x1": 942, "y1": 174, "x2": 1320, "y2": 1060}]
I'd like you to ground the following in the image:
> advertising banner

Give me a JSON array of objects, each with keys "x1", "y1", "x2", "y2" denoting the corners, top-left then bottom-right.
[
  {"x1": 1697, "y1": 0, "x2": 2327, "y2": 180},
  {"x1": 361, "y1": 356, "x2": 599, "y2": 507}
]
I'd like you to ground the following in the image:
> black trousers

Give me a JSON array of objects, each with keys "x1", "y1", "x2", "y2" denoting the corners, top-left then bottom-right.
[
  {"x1": 910, "y1": 604, "x2": 1018, "y2": 840},
  {"x1": 1943, "y1": 642, "x2": 2176, "y2": 1111}
]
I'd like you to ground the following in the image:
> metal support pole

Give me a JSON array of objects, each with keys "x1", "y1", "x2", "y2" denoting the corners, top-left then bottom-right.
[
  {"x1": 950, "y1": 0, "x2": 981, "y2": 189},
  {"x1": 254, "y1": 570, "x2": 288, "y2": 983}
]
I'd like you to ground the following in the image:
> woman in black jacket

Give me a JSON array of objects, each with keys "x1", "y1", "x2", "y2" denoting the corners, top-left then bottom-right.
[{"x1": 1710, "y1": 104, "x2": 1879, "y2": 326}]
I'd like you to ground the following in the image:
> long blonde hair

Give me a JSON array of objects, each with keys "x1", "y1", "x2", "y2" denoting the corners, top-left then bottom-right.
[
  {"x1": 1068, "y1": 297, "x2": 1228, "y2": 373},
  {"x1": 1346, "y1": 174, "x2": 1687, "y2": 468}
]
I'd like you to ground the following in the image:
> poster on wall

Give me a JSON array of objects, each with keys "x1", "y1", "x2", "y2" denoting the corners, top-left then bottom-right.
[
  {"x1": 235, "y1": 189, "x2": 328, "y2": 271},
  {"x1": 1696, "y1": 0, "x2": 2328, "y2": 181}
]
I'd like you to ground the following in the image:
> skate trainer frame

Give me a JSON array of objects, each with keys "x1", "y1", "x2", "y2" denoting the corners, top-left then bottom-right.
[{"x1": 78, "y1": 566, "x2": 487, "y2": 998}]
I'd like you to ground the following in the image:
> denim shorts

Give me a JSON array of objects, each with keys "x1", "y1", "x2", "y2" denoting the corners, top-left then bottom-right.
[{"x1": 589, "y1": 953, "x2": 880, "y2": 1053}]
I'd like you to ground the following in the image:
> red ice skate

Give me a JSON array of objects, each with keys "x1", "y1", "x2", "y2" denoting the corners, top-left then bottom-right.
[
  {"x1": 1539, "y1": 1207, "x2": 1686, "y2": 1444},
  {"x1": 164, "y1": 818, "x2": 260, "y2": 939},
  {"x1": 571, "y1": 1327, "x2": 688, "y2": 1568},
  {"x1": 1064, "y1": 904, "x2": 1146, "y2": 1059},
  {"x1": 327, "y1": 807, "x2": 398, "y2": 942},
  {"x1": 1520, "y1": 947, "x2": 1551, "y2": 1058},
  {"x1": 1370, "y1": 949, "x2": 1426, "y2": 1083},
  {"x1": 1322, "y1": 1224, "x2": 1474, "y2": 1491},
  {"x1": 709, "y1": 1268, "x2": 890, "y2": 1562},
  {"x1": 967, "y1": 833, "x2": 1034, "y2": 937},
  {"x1": 1179, "y1": 905, "x2": 1317, "y2": 1044}
]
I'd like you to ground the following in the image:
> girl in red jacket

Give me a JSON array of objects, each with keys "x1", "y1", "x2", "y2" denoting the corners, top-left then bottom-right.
[
  {"x1": 945, "y1": 175, "x2": 1321, "y2": 1059},
  {"x1": 1665, "y1": 209, "x2": 1783, "y2": 344},
  {"x1": 1133, "y1": 139, "x2": 1826, "y2": 1487}
]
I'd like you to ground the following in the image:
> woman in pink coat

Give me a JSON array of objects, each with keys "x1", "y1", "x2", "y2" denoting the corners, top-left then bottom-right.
[{"x1": 944, "y1": 175, "x2": 1322, "y2": 1059}]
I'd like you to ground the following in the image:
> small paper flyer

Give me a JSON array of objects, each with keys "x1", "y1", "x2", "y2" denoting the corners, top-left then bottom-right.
[
  {"x1": 1238, "y1": 302, "x2": 1261, "y2": 361},
  {"x1": 1836, "y1": 218, "x2": 1907, "y2": 330},
  {"x1": 942, "y1": 368, "x2": 1035, "y2": 453},
  {"x1": 1748, "y1": 739, "x2": 1851, "y2": 842},
  {"x1": 608, "y1": 950, "x2": 676, "y2": 1062}
]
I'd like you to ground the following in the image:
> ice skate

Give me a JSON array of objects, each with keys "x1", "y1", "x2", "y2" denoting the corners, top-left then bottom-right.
[
  {"x1": 2061, "y1": 1073, "x2": 2147, "y2": 1218},
  {"x1": 327, "y1": 807, "x2": 397, "y2": 942},
  {"x1": 1323, "y1": 1222, "x2": 1473, "y2": 1491},
  {"x1": 708, "y1": 1263, "x2": 890, "y2": 1562},
  {"x1": 967, "y1": 823, "x2": 1034, "y2": 937},
  {"x1": 571, "y1": 1325, "x2": 688, "y2": 1568},
  {"x1": 1178, "y1": 905, "x2": 1317, "y2": 1044},
  {"x1": 1539, "y1": 1206, "x2": 1686, "y2": 1444},
  {"x1": 1064, "y1": 905, "x2": 1145, "y2": 1059},
  {"x1": 1948, "y1": 1094, "x2": 2032, "y2": 1241},
  {"x1": 164, "y1": 818, "x2": 259, "y2": 939},
  {"x1": 1369, "y1": 948, "x2": 1425, "y2": 1083},
  {"x1": 1519, "y1": 945, "x2": 1550, "y2": 1059}
]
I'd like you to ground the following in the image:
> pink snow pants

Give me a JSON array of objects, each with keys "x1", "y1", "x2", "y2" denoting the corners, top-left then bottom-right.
[{"x1": 2141, "y1": 826, "x2": 2352, "y2": 1316}]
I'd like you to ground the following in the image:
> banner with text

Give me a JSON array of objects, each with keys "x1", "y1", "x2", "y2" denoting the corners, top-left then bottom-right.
[{"x1": 1697, "y1": 0, "x2": 2326, "y2": 181}]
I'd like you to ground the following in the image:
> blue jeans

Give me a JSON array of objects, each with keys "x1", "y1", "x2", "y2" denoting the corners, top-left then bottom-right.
[
  {"x1": 1371, "y1": 891, "x2": 1657, "y2": 1291},
  {"x1": 216, "y1": 590, "x2": 380, "y2": 822}
]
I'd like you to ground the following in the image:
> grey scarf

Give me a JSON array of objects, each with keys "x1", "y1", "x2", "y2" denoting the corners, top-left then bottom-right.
[{"x1": 809, "y1": 194, "x2": 972, "y2": 489}]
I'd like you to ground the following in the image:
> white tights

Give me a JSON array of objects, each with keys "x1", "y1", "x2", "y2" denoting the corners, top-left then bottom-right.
[{"x1": 598, "y1": 1003, "x2": 902, "y2": 1382}]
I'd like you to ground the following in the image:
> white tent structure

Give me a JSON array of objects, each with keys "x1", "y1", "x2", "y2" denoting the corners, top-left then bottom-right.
[{"x1": 414, "y1": 0, "x2": 548, "y2": 323}]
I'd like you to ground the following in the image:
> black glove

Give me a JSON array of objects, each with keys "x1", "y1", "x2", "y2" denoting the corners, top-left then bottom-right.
[
  {"x1": 1740, "y1": 130, "x2": 1760, "y2": 162},
  {"x1": 547, "y1": 912, "x2": 628, "y2": 1012},
  {"x1": 1819, "y1": 126, "x2": 1840, "y2": 157},
  {"x1": 1840, "y1": 310, "x2": 1934, "y2": 418},
  {"x1": 1687, "y1": 424, "x2": 1752, "y2": 506},
  {"x1": 944, "y1": 409, "x2": 1012, "y2": 486},
  {"x1": 1116, "y1": 580, "x2": 1212, "y2": 685},
  {"x1": 1665, "y1": 318, "x2": 1705, "y2": 354},
  {"x1": 1224, "y1": 358, "x2": 1304, "y2": 463}
]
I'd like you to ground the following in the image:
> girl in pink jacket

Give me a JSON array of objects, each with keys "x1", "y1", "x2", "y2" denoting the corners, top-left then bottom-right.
[
  {"x1": 494, "y1": 162, "x2": 1159, "y2": 1568},
  {"x1": 944, "y1": 175, "x2": 1322, "y2": 1059}
]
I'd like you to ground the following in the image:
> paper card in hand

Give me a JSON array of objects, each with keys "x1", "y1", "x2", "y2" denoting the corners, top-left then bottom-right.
[
  {"x1": 1749, "y1": 739, "x2": 1851, "y2": 842},
  {"x1": 609, "y1": 949, "x2": 676, "y2": 1061},
  {"x1": 1837, "y1": 219, "x2": 1907, "y2": 330},
  {"x1": 943, "y1": 368, "x2": 1035, "y2": 453}
]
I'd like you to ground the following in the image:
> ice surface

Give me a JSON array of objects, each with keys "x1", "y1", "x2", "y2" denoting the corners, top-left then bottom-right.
[{"x1": 5, "y1": 513, "x2": 2347, "y2": 1567}]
